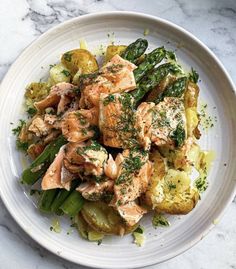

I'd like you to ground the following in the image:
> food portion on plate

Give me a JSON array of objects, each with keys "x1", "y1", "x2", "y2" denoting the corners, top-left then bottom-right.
[{"x1": 13, "y1": 38, "x2": 214, "y2": 245}]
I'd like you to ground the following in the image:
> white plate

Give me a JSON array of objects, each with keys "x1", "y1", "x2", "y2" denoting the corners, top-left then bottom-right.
[{"x1": 0, "y1": 11, "x2": 236, "y2": 269}]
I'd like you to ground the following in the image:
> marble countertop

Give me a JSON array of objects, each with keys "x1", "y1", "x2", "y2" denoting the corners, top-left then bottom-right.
[{"x1": 0, "y1": 0, "x2": 236, "y2": 268}]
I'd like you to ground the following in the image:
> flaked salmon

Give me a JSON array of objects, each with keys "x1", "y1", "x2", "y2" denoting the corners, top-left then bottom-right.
[
  {"x1": 136, "y1": 97, "x2": 187, "y2": 148},
  {"x1": 76, "y1": 180, "x2": 114, "y2": 201},
  {"x1": 99, "y1": 93, "x2": 137, "y2": 148},
  {"x1": 111, "y1": 149, "x2": 153, "y2": 206},
  {"x1": 61, "y1": 107, "x2": 99, "y2": 143},
  {"x1": 34, "y1": 82, "x2": 77, "y2": 114},
  {"x1": 79, "y1": 55, "x2": 137, "y2": 108},
  {"x1": 41, "y1": 146, "x2": 71, "y2": 190},
  {"x1": 64, "y1": 141, "x2": 108, "y2": 177},
  {"x1": 117, "y1": 201, "x2": 147, "y2": 226}
]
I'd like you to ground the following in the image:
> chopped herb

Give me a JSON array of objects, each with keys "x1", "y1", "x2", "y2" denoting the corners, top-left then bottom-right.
[
  {"x1": 152, "y1": 214, "x2": 170, "y2": 228},
  {"x1": 49, "y1": 64, "x2": 56, "y2": 69},
  {"x1": 166, "y1": 50, "x2": 177, "y2": 61},
  {"x1": 16, "y1": 140, "x2": 28, "y2": 151},
  {"x1": 168, "y1": 182, "x2": 176, "y2": 191},
  {"x1": 63, "y1": 52, "x2": 72, "y2": 62},
  {"x1": 12, "y1": 119, "x2": 26, "y2": 136},
  {"x1": 188, "y1": 67, "x2": 199, "y2": 83},
  {"x1": 170, "y1": 122, "x2": 185, "y2": 148},
  {"x1": 76, "y1": 112, "x2": 87, "y2": 125},
  {"x1": 103, "y1": 94, "x2": 115, "y2": 106},
  {"x1": 61, "y1": 69, "x2": 71, "y2": 77},
  {"x1": 97, "y1": 239, "x2": 102, "y2": 245},
  {"x1": 194, "y1": 175, "x2": 208, "y2": 192},
  {"x1": 27, "y1": 107, "x2": 37, "y2": 117}
]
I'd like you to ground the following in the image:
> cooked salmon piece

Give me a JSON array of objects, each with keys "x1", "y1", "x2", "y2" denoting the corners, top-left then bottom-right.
[
  {"x1": 117, "y1": 201, "x2": 147, "y2": 226},
  {"x1": 111, "y1": 149, "x2": 153, "y2": 206},
  {"x1": 79, "y1": 55, "x2": 137, "y2": 108},
  {"x1": 64, "y1": 141, "x2": 108, "y2": 177},
  {"x1": 28, "y1": 115, "x2": 52, "y2": 137},
  {"x1": 151, "y1": 97, "x2": 187, "y2": 147},
  {"x1": 135, "y1": 102, "x2": 155, "y2": 150},
  {"x1": 135, "y1": 97, "x2": 187, "y2": 148},
  {"x1": 61, "y1": 107, "x2": 98, "y2": 143},
  {"x1": 76, "y1": 180, "x2": 114, "y2": 201},
  {"x1": 104, "y1": 154, "x2": 119, "y2": 180},
  {"x1": 34, "y1": 82, "x2": 77, "y2": 113},
  {"x1": 99, "y1": 93, "x2": 137, "y2": 148},
  {"x1": 41, "y1": 146, "x2": 71, "y2": 190}
]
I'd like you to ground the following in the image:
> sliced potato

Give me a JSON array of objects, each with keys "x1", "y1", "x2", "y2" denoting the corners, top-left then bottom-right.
[
  {"x1": 105, "y1": 45, "x2": 127, "y2": 63},
  {"x1": 61, "y1": 49, "x2": 98, "y2": 75},
  {"x1": 49, "y1": 64, "x2": 71, "y2": 84},
  {"x1": 184, "y1": 81, "x2": 201, "y2": 138},
  {"x1": 25, "y1": 82, "x2": 50, "y2": 102},
  {"x1": 81, "y1": 201, "x2": 136, "y2": 235},
  {"x1": 74, "y1": 213, "x2": 104, "y2": 241}
]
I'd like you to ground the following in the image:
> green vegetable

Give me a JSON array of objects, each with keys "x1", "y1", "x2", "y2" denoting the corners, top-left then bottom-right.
[
  {"x1": 60, "y1": 190, "x2": 84, "y2": 217},
  {"x1": 121, "y1": 38, "x2": 148, "y2": 63},
  {"x1": 133, "y1": 47, "x2": 166, "y2": 82},
  {"x1": 166, "y1": 50, "x2": 177, "y2": 61},
  {"x1": 38, "y1": 189, "x2": 59, "y2": 213},
  {"x1": 188, "y1": 67, "x2": 199, "y2": 83},
  {"x1": 21, "y1": 135, "x2": 67, "y2": 185},
  {"x1": 154, "y1": 77, "x2": 188, "y2": 104},
  {"x1": 170, "y1": 122, "x2": 186, "y2": 148},
  {"x1": 152, "y1": 214, "x2": 170, "y2": 228},
  {"x1": 132, "y1": 63, "x2": 182, "y2": 103},
  {"x1": 50, "y1": 181, "x2": 79, "y2": 214}
]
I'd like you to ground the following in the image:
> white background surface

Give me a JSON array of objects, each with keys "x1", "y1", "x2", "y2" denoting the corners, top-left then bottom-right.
[{"x1": 0, "y1": 1, "x2": 235, "y2": 269}]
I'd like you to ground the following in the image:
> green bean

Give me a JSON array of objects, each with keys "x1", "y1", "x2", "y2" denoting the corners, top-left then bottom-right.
[
  {"x1": 38, "y1": 189, "x2": 59, "y2": 213},
  {"x1": 134, "y1": 47, "x2": 166, "y2": 82},
  {"x1": 60, "y1": 190, "x2": 84, "y2": 217},
  {"x1": 154, "y1": 77, "x2": 188, "y2": 104},
  {"x1": 132, "y1": 63, "x2": 182, "y2": 103},
  {"x1": 21, "y1": 135, "x2": 67, "y2": 185},
  {"x1": 121, "y1": 38, "x2": 148, "y2": 63}
]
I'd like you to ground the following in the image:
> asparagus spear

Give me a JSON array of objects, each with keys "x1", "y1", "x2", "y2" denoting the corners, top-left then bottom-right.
[
  {"x1": 154, "y1": 76, "x2": 188, "y2": 104},
  {"x1": 121, "y1": 38, "x2": 148, "y2": 63},
  {"x1": 21, "y1": 135, "x2": 67, "y2": 185},
  {"x1": 133, "y1": 47, "x2": 166, "y2": 82},
  {"x1": 38, "y1": 189, "x2": 59, "y2": 213},
  {"x1": 131, "y1": 62, "x2": 182, "y2": 103},
  {"x1": 50, "y1": 181, "x2": 79, "y2": 214},
  {"x1": 60, "y1": 190, "x2": 84, "y2": 217}
]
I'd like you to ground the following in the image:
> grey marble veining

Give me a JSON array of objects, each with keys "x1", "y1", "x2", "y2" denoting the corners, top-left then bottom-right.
[{"x1": 0, "y1": 0, "x2": 236, "y2": 268}]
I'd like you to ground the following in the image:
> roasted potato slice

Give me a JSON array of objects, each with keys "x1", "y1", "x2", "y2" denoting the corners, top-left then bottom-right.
[
  {"x1": 61, "y1": 49, "x2": 98, "y2": 75},
  {"x1": 81, "y1": 201, "x2": 136, "y2": 235},
  {"x1": 105, "y1": 45, "x2": 127, "y2": 63},
  {"x1": 184, "y1": 81, "x2": 200, "y2": 138},
  {"x1": 74, "y1": 213, "x2": 104, "y2": 241}
]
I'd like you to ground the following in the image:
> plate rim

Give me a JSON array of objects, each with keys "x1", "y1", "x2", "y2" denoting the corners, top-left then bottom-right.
[{"x1": 0, "y1": 11, "x2": 236, "y2": 269}]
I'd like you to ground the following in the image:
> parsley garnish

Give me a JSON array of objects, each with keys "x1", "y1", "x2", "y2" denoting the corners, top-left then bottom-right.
[
  {"x1": 61, "y1": 69, "x2": 71, "y2": 77},
  {"x1": 152, "y1": 214, "x2": 170, "y2": 228},
  {"x1": 188, "y1": 67, "x2": 199, "y2": 83},
  {"x1": 63, "y1": 52, "x2": 72, "y2": 62},
  {"x1": 103, "y1": 94, "x2": 115, "y2": 106},
  {"x1": 12, "y1": 119, "x2": 26, "y2": 136}
]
